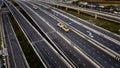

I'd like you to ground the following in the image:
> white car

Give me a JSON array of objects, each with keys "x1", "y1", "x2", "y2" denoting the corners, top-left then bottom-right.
[
  {"x1": 114, "y1": 11, "x2": 118, "y2": 13},
  {"x1": 86, "y1": 31, "x2": 94, "y2": 37}
]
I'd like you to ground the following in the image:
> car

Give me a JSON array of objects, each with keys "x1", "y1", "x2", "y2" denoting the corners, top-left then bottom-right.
[
  {"x1": 89, "y1": 33, "x2": 94, "y2": 37},
  {"x1": 2, "y1": 54, "x2": 5, "y2": 57},
  {"x1": 114, "y1": 11, "x2": 118, "y2": 13},
  {"x1": 86, "y1": 31, "x2": 94, "y2": 37}
]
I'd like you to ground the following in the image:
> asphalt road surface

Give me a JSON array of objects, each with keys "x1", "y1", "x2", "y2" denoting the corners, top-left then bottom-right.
[
  {"x1": 2, "y1": 12, "x2": 29, "y2": 68},
  {"x1": 16, "y1": 1, "x2": 98, "y2": 68},
  {"x1": 25, "y1": 1, "x2": 120, "y2": 68},
  {"x1": 4, "y1": 1, "x2": 71, "y2": 68},
  {"x1": 31, "y1": 1, "x2": 120, "y2": 55}
]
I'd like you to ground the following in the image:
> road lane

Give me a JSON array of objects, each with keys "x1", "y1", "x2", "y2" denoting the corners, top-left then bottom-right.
[
  {"x1": 0, "y1": 0, "x2": 3, "y2": 8},
  {"x1": 4, "y1": 1, "x2": 70, "y2": 68},
  {"x1": 32, "y1": 1, "x2": 120, "y2": 55},
  {"x1": 50, "y1": 9, "x2": 120, "y2": 54},
  {"x1": 2, "y1": 12, "x2": 29, "y2": 68},
  {"x1": 51, "y1": 8, "x2": 120, "y2": 42},
  {"x1": 25, "y1": 1, "x2": 120, "y2": 68},
  {"x1": 16, "y1": 1, "x2": 99, "y2": 68}
]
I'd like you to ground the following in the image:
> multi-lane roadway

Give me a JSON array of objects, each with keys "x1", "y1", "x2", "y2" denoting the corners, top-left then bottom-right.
[
  {"x1": 0, "y1": 0, "x2": 3, "y2": 9},
  {"x1": 32, "y1": 1, "x2": 120, "y2": 57},
  {"x1": 17, "y1": 1, "x2": 120, "y2": 68},
  {"x1": 38, "y1": 1, "x2": 120, "y2": 24},
  {"x1": 4, "y1": 1, "x2": 72, "y2": 68},
  {"x1": 16, "y1": 1, "x2": 100, "y2": 68},
  {"x1": 2, "y1": 12, "x2": 29, "y2": 68},
  {"x1": 1, "y1": 0, "x2": 120, "y2": 68},
  {"x1": 13, "y1": 0, "x2": 119, "y2": 67}
]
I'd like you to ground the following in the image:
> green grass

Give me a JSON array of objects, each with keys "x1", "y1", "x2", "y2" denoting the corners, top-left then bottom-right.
[
  {"x1": 95, "y1": 18, "x2": 120, "y2": 35},
  {"x1": 8, "y1": 13, "x2": 44, "y2": 68},
  {"x1": 60, "y1": 8, "x2": 120, "y2": 35}
]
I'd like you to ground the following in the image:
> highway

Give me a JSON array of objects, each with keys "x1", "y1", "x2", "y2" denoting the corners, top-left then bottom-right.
[
  {"x1": 1, "y1": 0, "x2": 120, "y2": 67},
  {"x1": 32, "y1": 1, "x2": 120, "y2": 56},
  {"x1": 75, "y1": 6, "x2": 120, "y2": 20},
  {"x1": 18, "y1": 1, "x2": 120, "y2": 68},
  {"x1": 4, "y1": 1, "x2": 71, "y2": 68},
  {"x1": 78, "y1": 7, "x2": 120, "y2": 17},
  {"x1": 42, "y1": 1, "x2": 120, "y2": 41},
  {"x1": 51, "y1": 9, "x2": 120, "y2": 53},
  {"x1": 39, "y1": 1, "x2": 120, "y2": 24},
  {"x1": 0, "y1": 0, "x2": 3, "y2": 9},
  {"x1": 74, "y1": 6, "x2": 120, "y2": 24},
  {"x1": 34, "y1": 1, "x2": 120, "y2": 42},
  {"x1": 16, "y1": 1, "x2": 99, "y2": 68},
  {"x1": 2, "y1": 12, "x2": 29, "y2": 68}
]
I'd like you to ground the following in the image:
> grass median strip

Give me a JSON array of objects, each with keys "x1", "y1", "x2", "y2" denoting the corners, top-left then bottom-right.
[
  {"x1": 58, "y1": 7, "x2": 120, "y2": 35},
  {"x1": 8, "y1": 13, "x2": 44, "y2": 68}
]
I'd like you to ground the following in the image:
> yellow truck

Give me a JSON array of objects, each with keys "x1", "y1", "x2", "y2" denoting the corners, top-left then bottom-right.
[{"x1": 57, "y1": 23, "x2": 69, "y2": 32}]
